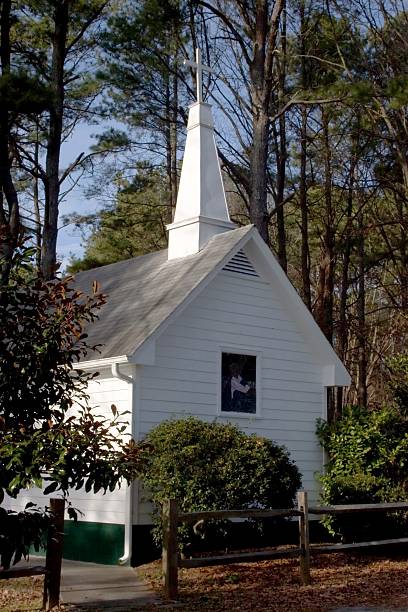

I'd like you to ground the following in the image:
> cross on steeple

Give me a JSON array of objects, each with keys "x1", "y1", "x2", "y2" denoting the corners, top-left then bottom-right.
[{"x1": 184, "y1": 48, "x2": 214, "y2": 103}]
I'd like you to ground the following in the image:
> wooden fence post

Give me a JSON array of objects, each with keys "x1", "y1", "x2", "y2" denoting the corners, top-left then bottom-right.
[
  {"x1": 298, "y1": 490, "x2": 311, "y2": 586},
  {"x1": 162, "y1": 499, "x2": 179, "y2": 600},
  {"x1": 43, "y1": 498, "x2": 65, "y2": 610}
]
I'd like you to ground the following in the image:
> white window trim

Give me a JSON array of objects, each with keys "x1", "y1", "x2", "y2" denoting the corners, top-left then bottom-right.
[{"x1": 217, "y1": 346, "x2": 262, "y2": 418}]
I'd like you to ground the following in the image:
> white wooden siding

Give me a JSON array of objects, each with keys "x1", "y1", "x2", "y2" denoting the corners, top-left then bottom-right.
[
  {"x1": 3, "y1": 374, "x2": 131, "y2": 525},
  {"x1": 138, "y1": 269, "x2": 325, "y2": 522}
]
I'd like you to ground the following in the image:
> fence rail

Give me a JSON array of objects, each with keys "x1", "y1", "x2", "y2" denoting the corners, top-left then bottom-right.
[
  {"x1": 179, "y1": 547, "x2": 301, "y2": 568},
  {"x1": 178, "y1": 508, "x2": 302, "y2": 522},
  {"x1": 0, "y1": 498, "x2": 65, "y2": 610},
  {"x1": 162, "y1": 492, "x2": 408, "y2": 599},
  {"x1": 309, "y1": 502, "x2": 408, "y2": 515}
]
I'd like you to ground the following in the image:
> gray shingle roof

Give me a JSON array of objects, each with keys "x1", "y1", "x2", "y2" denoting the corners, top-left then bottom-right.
[{"x1": 74, "y1": 225, "x2": 254, "y2": 361}]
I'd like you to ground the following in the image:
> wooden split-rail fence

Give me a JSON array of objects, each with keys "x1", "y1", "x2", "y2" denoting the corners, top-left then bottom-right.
[
  {"x1": 162, "y1": 491, "x2": 408, "y2": 599},
  {"x1": 0, "y1": 498, "x2": 65, "y2": 610}
]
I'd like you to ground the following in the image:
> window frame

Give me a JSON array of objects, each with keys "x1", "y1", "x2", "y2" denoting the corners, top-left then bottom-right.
[{"x1": 217, "y1": 346, "x2": 262, "y2": 418}]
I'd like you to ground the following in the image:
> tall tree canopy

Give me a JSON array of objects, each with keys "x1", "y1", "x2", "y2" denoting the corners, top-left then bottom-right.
[
  {"x1": 0, "y1": 0, "x2": 112, "y2": 279},
  {"x1": 1, "y1": 0, "x2": 407, "y2": 413}
]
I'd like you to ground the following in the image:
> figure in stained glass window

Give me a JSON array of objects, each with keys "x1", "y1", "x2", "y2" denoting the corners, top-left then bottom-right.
[{"x1": 221, "y1": 352, "x2": 256, "y2": 414}]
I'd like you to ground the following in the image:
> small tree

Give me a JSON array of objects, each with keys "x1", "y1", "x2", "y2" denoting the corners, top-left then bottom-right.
[{"x1": 0, "y1": 241, "x2": 145, "y2": 567}]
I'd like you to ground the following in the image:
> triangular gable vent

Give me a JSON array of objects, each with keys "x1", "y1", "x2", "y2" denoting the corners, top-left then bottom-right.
[{"x1": 223, "y1": 250, "x2": 259, "y2": 277}]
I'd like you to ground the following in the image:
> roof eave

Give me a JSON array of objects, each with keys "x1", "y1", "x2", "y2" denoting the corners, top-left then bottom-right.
[{"x1": 73, "y1": 354, "x2": 130, "y2": 371}]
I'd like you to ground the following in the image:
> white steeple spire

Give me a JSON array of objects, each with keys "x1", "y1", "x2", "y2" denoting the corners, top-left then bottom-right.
[{"x1": 166, "y1": 49, "x2": 235, "y2": 260}]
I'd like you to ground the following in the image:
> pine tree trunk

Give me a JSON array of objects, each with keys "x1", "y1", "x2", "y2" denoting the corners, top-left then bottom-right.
[
  {"x1": 199, "y1": 0, "x2": 285, "y2": 247},
  {"x1": 315, "y1": 108, "x2": 335, "y2": 344},
  {"x1": 170, "y1": 65, "x2": 178, "y2": 218},
  {"x1": 33, "y1": 121, "x2": 42, "y2": 272},
  {"x1": 0, "y1": 0, "x2": 20, "y2": 284},
  {"x1": 396, "y1": 191, "x2": 408, "y2": 314},
  {"x1": 275, "y1": 113, "x2": 287, "y2": 271},
  {"x1": 248, "y1": 0, "x2": 285, "y2": 246},
  {"x1": 299, "y1": 1, "x2": 311, "y2": 309},
  {"x1": 299, "y1": 107, "x2": 311, "y2": 308},
  {"x1": 41, "y1": 0, "x2": 69, "y2": 279},
  {"x1": 250, "y1": 108, "x2": 270, "y2": 244},
  {"x1": 275, "y1": 8, "x2": 287, "y2": 271},
  {"x1": 165, "y1": 67, "x2": 173, "y2": 223},
  {"x1": 357, "y1": 208, "x2": 367, "y2": 407},
  {"x1": 336, "y1": 145, "x2": 357, "y2": 413}
]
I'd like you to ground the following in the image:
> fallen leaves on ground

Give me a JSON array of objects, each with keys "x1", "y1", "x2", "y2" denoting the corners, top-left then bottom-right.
[
  {"x1": 3, "y1": 552, "x2": 408, "y2": 611},
  {"x1": 0, "y1": 575, "x2": 44, "y2": 612},
  {"x1": 139, "y1": 551, "x2": 408, "y2": 611}
]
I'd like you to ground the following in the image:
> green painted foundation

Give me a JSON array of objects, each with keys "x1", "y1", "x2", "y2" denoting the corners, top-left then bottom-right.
[
  {"x1": 32, "y1": 522, "x2": 159, "y2": 566},
  {"x1": 63, "y1": 521, "x2": 124, "y2": 565}
]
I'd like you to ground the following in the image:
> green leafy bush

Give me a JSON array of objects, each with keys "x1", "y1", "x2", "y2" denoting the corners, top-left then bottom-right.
[
  {"x1": 0, "y1": 504, "x2": 50, "y2": 570},
  {"x1": 139, "y1": 417, "x2": 301, "y2": 547},
  {"x1": 317, "y1": 405, "x2": 408, "y2": 541}
]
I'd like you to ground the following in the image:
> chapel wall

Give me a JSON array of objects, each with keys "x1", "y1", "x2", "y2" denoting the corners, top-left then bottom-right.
[
  {"x1": 137, "y1": 269, "x2": 325, "y2": 523},
  {"x1": 3, "y1": 374, "x2": 131, "y2": 526}
]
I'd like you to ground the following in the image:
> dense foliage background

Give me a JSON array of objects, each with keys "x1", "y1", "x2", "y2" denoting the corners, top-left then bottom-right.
[
  {"x1": 1, "y1": 0, "x2": 406, "y2": 414},
  {"x1": 317, "y1": 355, "x2": 408, "y2": 540}
]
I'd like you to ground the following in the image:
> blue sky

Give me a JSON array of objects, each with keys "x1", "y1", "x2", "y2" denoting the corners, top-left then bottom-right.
[{"x1": 57, "y1": 124, "x2": 104, "y2": 270}]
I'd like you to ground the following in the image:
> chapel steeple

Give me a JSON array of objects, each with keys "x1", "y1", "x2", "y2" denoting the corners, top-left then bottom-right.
[{"x1": 166, "y1": 49, "x2": 235, "y2": 260}]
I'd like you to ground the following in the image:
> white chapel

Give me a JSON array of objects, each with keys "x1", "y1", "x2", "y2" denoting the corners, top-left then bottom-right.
[{"x1": 9, "y1": 50, "x2": 350, "y2": 565}]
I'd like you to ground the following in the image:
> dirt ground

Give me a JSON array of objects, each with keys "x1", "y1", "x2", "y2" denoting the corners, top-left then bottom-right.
[{"x1": 2, "y1": 552, "x2": 408, "y2": 611}]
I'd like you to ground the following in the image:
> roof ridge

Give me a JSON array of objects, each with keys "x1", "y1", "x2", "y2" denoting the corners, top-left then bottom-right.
[{"x1": 73, "y1": 248, "x2": 167, "y2": 279}]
